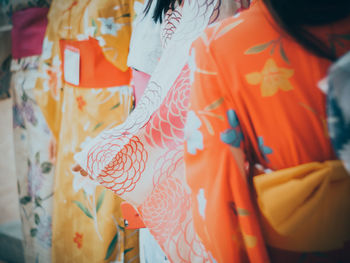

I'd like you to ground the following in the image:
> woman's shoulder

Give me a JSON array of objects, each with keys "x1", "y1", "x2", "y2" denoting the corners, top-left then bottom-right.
[
  {"x1": 192, "y1": 1, "x2": 280, "y2": 70},
  {"x1": 203, "y1": 4, "x2": 274, "y2": 48}
]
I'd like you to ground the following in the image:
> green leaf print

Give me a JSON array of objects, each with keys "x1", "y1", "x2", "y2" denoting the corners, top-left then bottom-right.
[
  {"x1": 17, "y1": 181, "x2": 20, "y2": 195},
  {"x1": 117, "y1": 224, "x2": 125, "y2": 232},
  {"x1": 41, "y1": 162, "x2": 53, "y2": 174},
  {"x1": 20, "y1": 196, "x2": 32, "y2": 205},
  {"x1": 237, "y1": 208, "x2": 250, "y2": 216},
  {"x1": 30, "y1": 228, "x2": 38, "y2": 237},
  {"x1": 245, "y1": 38, "x2": 290, "y2": 64},
  {"x1": 279, "y1": 43, "x2": 290, "y2": 64},
  {"x1": 204, "y1": 97, "x2": 224, "y2": 111},
  {"x1": 35, "y1": 196, "x2": 42, "y2": 207},
  {"x1": 92, "y1": 18, "x2": 97, "y2": 28},
  {"x1": 34, "y1": 213, "x2": 40, "y2": 225},
  {"x1": 244, "y1": 42, "x2": 272, "y2": 54},
  {"x1": 269, "y1": 43, "x2": 276, "y2": 55},
  {"x1": 42, "y1": 192, "x2": 53, "y2": 201},
  {"x1": 22, "y1": 91, "x2": 28, "y2": 102},
  {"x1": 110, "y1": 102, "x2": 120, "y2": 110},
  {"x1": 96, "y1": 189, "x2": 106, "y2": 213},
  {"x1": 104, "y1": 231, "x2": 119, "y2": 260},
  {"x1": 120, "y1": 13, "x2": 130, "y2": 18},
  {"x1": 124, "y1": 247, "x2": 134, "y2": 255},
  {"x1": 91, "y1": 19, "x2": 97, "y2": 36},
  {"x1": 93, "y1": 122, "x2": 104, "y2": 131},
  {"x1": 35, "y1": 152, "x2": 40, "y2": 164},
  {"x1": 73, "y1": 201, "x2": 93, "y2": 219}
]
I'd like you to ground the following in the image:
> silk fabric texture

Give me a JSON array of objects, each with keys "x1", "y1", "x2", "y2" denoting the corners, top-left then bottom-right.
[
  {"x1": 75, "y1": 0, "x2": 248, "y2": 262},
  {"x1": 35, "y1": 0, "x2": 141, "y2": 262},
  {"x1": 186, "y1": 1, "x2": 350, "y2": 262},
  {"x1": 10, "y1": 7, "x2": 54, "y2": 263}
]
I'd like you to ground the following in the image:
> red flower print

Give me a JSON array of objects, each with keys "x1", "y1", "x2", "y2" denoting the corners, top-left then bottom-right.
[
  {"x1": 145, "y1": 65, "x2": 190, "y2": 150},
  {"x1": 140, "y1": 169, "x2": 209, "y2": 262},
  {"x1": 87, "y1": 135, "x2": 148, "y2": 195},
  {"x1": 76, "y1": 96, "x2": 86, "y2": 111},
  {"x1": 137, "y1": 147, "x2": 210, "y2": 262},
  {"x1": 140, "y1": 176, "x2": 190, "y2": 244},
  {"x1": 173, "y1": 217, "x2": 210, "y2": 262},
  {"x1": 73, "y1": 232, "x2": 83, "y2": 249}
]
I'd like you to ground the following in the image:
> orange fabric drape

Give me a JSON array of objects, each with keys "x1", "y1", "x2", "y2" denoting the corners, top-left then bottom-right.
[
  {"x1": 60, "y1": 38, "x2": 131, "y2": 88},
  {"x1": 185, "y1": 1, "x2": 350, "y2": 262}
]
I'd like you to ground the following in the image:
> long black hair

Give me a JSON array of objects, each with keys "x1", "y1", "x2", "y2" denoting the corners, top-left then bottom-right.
[
  {"x1": 263, "y1": 0, "x2": 350, "y2": 61},
  {"x1": 144, "y1": 0, "x2": 183, "y2": 23}
]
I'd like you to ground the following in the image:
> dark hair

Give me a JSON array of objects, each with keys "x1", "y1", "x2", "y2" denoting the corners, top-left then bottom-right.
[
  {"x1": 263, "y1": 0, "x2": 350, "y2": 61},
  {"x1": 144, "y1": 0, "x2": 183, "y2": 23}
]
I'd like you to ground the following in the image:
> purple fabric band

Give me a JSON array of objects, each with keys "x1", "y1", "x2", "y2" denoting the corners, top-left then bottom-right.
[{"x1": 11, "y1": 7, "x2": 49, "y2": 59}]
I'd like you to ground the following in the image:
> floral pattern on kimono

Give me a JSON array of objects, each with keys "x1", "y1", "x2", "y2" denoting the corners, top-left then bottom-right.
[
  {"x1": 75, "y1": 0, "x2": 249, "y2": 262},
  {"x1": 185, "y1": 1, "x2": 350, "y2": 262},
  {"x1": 34, "y1": 0, "x2": 141, "y2": 262},
  {"x1": 11, "y1": 56, "x2": 55, "y2": 263}
]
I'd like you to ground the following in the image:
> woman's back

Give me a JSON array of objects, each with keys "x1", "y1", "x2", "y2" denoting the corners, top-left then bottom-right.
[
  {"x1": 185, "y1": 1, "x2": 350, "y2": 262},
  {"x1": 196, "y1": 1, "x2": 350, "y2": 169}
]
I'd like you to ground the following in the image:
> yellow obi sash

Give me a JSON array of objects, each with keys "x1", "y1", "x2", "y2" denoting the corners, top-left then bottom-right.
[{"x1": 254, "y1": 161, "x2": 350, "y2": 252}]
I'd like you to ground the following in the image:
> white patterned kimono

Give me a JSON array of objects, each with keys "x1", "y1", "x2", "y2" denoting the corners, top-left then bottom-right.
[{"x1": 75, "y1": 0, "x2": 246, "y2": 262}]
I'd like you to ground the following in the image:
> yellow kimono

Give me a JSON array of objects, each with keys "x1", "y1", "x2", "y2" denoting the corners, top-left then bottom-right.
[{"x1": 35, "y1": 0, "x2": 141, "y2": 262}]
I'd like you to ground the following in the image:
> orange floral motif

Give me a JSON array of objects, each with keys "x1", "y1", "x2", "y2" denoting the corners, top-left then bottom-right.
[
  {"x1": 76, "y1": 96, "x2": 86, "y2": 111},
  {"x1": 73, "y1": 232, "x2": 83, "y2": 249},
  {"x1": 47, "y1": 69, "x2": 58, "y2": 96},
  {"x1": 245, "y1": 58, "x2": 294, "y2": 97},
  {"x1": 42, "y1": 56, "x2": 62, "y2": 101}
]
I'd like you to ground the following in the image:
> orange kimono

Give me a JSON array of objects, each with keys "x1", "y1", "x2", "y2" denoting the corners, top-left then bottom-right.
[{"x1": 185, "y1": 1, "x2": 350, "y2": 262}]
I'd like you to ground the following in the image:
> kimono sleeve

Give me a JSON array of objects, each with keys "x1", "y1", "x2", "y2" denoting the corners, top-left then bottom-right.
[{"x1": 184, "y1": 36, "x2": 268, "y2": 263}]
